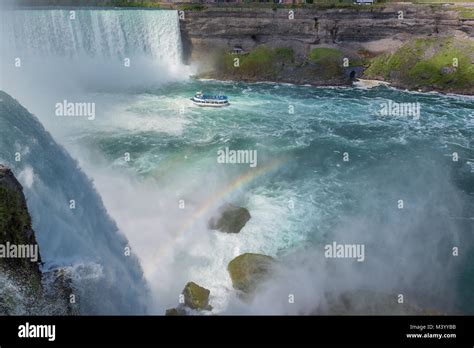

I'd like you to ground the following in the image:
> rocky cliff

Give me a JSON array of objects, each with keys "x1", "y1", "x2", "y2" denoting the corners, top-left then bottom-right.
[
  {"x1": 0, "y1": 90, "x2": 148, "y2": 314},
  {"x1": 180, "y1": 4, "x2": 473, "y2": 62},
  {"x1": 180, "y1": 4, "x2": 474, "y2": 92},
  {"x1": 0, "y1": 165, "x2": 79, "y2": 315},
  {"x1": 0, "y1": 165, "x2": 42, "y2": 285},
  {"x1": 0, "y1": 165, "x2": 43, "y2": 313}
]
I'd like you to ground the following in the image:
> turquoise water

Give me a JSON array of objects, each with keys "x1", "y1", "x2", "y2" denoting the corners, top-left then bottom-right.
[
  {"x1": 62, "y1": 81, "x2": 474, "y2": 314},
  {"x1": 2, "y1": 8, "x2": 473, "y2": 314}
]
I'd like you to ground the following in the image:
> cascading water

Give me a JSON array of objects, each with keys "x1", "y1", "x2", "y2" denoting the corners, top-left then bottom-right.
[
  {"x1": 1, "y1": 9, "x2": 182, "y2": 62},
  {"x1": 0, "y1": 9, "x2": 188, "y2": 102},
  {"x1": 0, "y1": 8, "x2": 189, "y2": 315},
  {"x1": 0, "y1": 90, "x2": 149, "y2": 314},
  {"x1": 1, "y1": 7, "x2": 473, "y2": 317}
]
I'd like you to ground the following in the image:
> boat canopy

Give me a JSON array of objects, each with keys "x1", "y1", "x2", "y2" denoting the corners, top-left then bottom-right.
[{"x1": 194, "y1": 92, "x2": 228, "y2": 100}]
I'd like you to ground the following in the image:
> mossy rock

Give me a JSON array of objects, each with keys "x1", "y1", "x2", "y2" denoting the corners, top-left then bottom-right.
[
  {"x1": 165, "y1": 307, "x2": 185, "y2": 316},
  {"x1": 227, "y1": 253, "x2": 275, "y2": 294},
  {"x1": 309, "y1": 47, "x2": 343, "y2": 63},
  {"x1": 182, "y1": 282, "x2": 212, "y2": 311},
  {"x1": 219, "y1": 46, "x2": 295, "y2": 79},
  {"x1": 209, "y1": 204, "x2": 251, "y2": 234},
  {"x1": 0, "y1": 165, "x2": 42, "y2": 296},
  {"x1": 308, "y1": 48, "x2": 344, "y2": 79}
]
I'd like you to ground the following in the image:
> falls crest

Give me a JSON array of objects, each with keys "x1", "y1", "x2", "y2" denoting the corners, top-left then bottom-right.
[
  {"x1": 1, "y1": 9, "x2": 182, "y2": 62},
  {"x1": 0, "y1": 9, "x2": 186, "y2": 94}
]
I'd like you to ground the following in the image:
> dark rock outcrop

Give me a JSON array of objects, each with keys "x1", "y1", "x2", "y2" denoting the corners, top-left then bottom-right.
[
  {"x1": 228, "y1": 253, "x2": 275, "y2": 294},
  {"x1": 0, "y1": 165, "x2": 76, "y2": 315},
  {"x1": 164, "y1": 281, "x2": 212, "y2": 315},
  {"x1": 209, "y1": 204, "x2": 251, "y2": 234},
  {"x1": 180, "y1": 5, "x2": 474, "y2": 92},
  {"x1": 0, "y1": 90, "x2": 148, "y2": 314},
  {"x1": 180, "y1": 5, "x2": 471, "y2": 64},
  {"x1": 165, "y1": 307, "x2": 182, "y2": 316},
  {"x1": 182, "y1": 281, "x2": 212, "y2": 311},
  {"x1": 0, "y1": 164, "x2": 43, "y2": 313}
]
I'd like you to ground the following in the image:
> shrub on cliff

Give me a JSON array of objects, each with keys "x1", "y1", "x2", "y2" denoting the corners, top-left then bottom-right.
[
  {"x1": 220, "y1": 46, "x2": 295, "y2": 79},
  {"x1": 365, "y1": 37, "x2": 474, "y2": 93},
  {"x1": 309, "y1": 47, "x2": 342, "y2": 63},
  {"x1": 108, "y1": 0, "x2": 161, "y2": 7},
  {"x1": 308, "y1": 47, "x2": 344, "y2": 79},
  {"x1": 275, "y1": 47, "x2": 295, "y2": 64},
  {"x1": 178, "y1": 3, "x2": 206, "y2": 11}
]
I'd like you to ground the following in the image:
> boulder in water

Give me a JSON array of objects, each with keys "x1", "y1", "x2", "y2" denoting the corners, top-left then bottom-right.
[
  {"x1": 165, "y1": 307, "x2": 186, "y2": 316},
  {"x1": 182, "y1": 282, "x2": 212, "y2": 311},
  {"x1": 209, "y1": 204, "x2": 251, "y2": 233},
  {"x1": 163, "y1": 281, "x2": 212, "y2": 314},
  {"x1": 227, "y1": 253, "x2": 275, "y2": 294}
]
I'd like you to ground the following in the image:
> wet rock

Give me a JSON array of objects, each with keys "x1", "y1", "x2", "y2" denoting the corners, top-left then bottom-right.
[
  {"x1": 227, "y1": 253, "x2": 275, "y2": 294},
  {"x1": 209, "y1": 204, "x2": 251, "y2": 234},
  {"x1": 182, "y1": 281, "x2": 212, "y2": 311},
  {"x1": 165, "y1": 307, "x2": 185, "y2": 316},
  {"x1": 0, "y1": 164, "x2": 42, "y2": 312}
]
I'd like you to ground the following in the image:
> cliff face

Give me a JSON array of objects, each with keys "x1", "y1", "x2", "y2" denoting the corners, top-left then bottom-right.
[
  {"x1": 181, "y1": 5, "x2": 474, "y2": 93},
  {"x1": 180, "y1": 5, "x2": 473, "y2": 63},
  {"x1": 364, "y1": 36, "x2": 474, "y2": 94},
  {"x1": 0, "y1": 165, "x2": 79, "y2": 315},
  {"x1": 0, "y1": 90, "x2": 148, "y2": 314},
  {"x1": 0, "y1": 165, "x2": 42, "y2": 285},
  {"x1": 0, "y1": 164, "x2": 42, "y2": 313}
]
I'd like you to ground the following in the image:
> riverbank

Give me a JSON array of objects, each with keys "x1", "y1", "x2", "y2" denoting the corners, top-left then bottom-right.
[
  {"x1": 364, "y1": 37, "x2": 474, "y2": 95},
  {"x1": 5, "y1": 1, "x2": 474, "y2": 94},
  {"x1": 193, "y1": 37, "x2": 474, "y2": 95},
  {"x1": 196, "y1": 46, "x2": 353, "y2": 87},
  {"x1": 180, "y1": 5, "x2": 474, "y2": 94}
]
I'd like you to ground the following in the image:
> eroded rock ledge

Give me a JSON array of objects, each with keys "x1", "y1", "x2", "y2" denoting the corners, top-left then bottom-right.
[
  {"x1": 0, "y1": 165, "x2": 75, "y2": 314},
  {"x1": 181, "y1": 5, "x2": 474, "y2": 94}
]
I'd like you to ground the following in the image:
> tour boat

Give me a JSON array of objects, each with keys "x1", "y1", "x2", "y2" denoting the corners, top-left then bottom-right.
[{"x1": 191, "y1": 91, "x2": 229, "y2": 107}]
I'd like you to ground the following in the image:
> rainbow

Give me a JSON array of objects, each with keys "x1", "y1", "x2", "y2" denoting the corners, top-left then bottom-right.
[{"x1": 151, "y1": 156, "x2": 289, "y2": 259}]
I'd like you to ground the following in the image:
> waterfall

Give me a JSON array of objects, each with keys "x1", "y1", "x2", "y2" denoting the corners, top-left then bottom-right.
[
  {"x1": 0, "y1": 91, "x2": 149, "y2": 314},
  {"x1": 1, "y1": 9, "x2": 182, "y2": 63},
  {"x1": 0, "y1": 9, "x2": 187, "y2": 95},
  {"x1": 0, "y1": 8, "x2": 187, "y2": 314}
]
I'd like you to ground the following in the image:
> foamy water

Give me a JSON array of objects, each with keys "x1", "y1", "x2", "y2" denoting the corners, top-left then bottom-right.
[{"x1": 1, "y1": 8, "x2": 474, "y2": 315}]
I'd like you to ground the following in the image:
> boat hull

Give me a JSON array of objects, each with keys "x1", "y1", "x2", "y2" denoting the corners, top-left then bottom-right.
[{"x1": 191, "y1": 98, "x2": 230, "y2": 107}]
